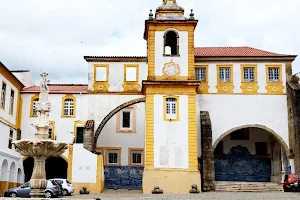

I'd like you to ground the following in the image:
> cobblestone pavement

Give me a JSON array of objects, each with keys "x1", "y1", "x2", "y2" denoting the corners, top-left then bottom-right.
[{"x1": 67, "y1": 191, "x2": 300, "y2": 200}]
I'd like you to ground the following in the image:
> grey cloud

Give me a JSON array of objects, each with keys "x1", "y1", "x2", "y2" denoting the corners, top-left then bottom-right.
[{"x1": 0, "y1": 0, "x2": 299, "y2": 84}]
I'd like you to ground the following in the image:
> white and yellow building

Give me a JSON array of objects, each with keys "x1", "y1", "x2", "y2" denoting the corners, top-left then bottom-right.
[{"x1": 0, "y1": 0, "x2": 299, "y2": 195}]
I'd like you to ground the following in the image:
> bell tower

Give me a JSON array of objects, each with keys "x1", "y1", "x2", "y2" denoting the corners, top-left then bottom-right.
[{"x1": 142, "y1": 0, "x2": 201, "y2": 194}]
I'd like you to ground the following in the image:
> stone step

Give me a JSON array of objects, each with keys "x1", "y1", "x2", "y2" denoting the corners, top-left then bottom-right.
[{"x1": 215, "y1": 182, "x2": 283, "y2": 192}]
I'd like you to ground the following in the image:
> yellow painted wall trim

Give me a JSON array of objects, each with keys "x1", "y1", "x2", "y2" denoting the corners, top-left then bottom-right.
[
  {"x1": 0, "y1": 116, "x2": 17, "y2": 130},
  {"x1": 188, "y1": 94, "x2": 198, "y2": 170},
  {"x1": 240, "y1": 64, "x2": 259, "y2": 94},
  {"x1": 195, "y1": 65, "x2": 209, "y2": 94},
  {"x1": 93, "y1": 64, "x2": 110, "y2": 93},
  {"x1": 265, "y1": 64, "x2": 284, "y2": 94},
  {"x1": 49, "y1": 121, "x2": 55, "y2": 140},
  {"x1": 16, "y1": 92, "x2": 22, "y2": 129},
  {"x1": 96, "y1": 154, "x2": 104, "y2": 193},
  {"x1": 67, "y1": 144, "x2": 73, "y2": 182},
  {"x1": 29, "y1": 93, "x2": 39, "y2": 118},
  {"x1": 122, "y1": 64, "x2": 140, "y2": 93},
  {"x1": 216, "y1": 64, "x2": 234, "y2": 94},
  {"x1": 145, "y1": 85, "x2": 197, "y2": 95},
  {"x1": 61, "y1": 94, "x2": 76, "y2": 118},
  {"x1": 73, "y1": 120, "x2": 86, "y2": 143},
  {"x1": 163, "y1": 95, "x2": 180, "y2": 122},
  {"x1": 0, "y1": 64, "x2": 24, "y2": 90},
  {"x1": 145, "y1": 94, "x2": 154, "y2": 168}
]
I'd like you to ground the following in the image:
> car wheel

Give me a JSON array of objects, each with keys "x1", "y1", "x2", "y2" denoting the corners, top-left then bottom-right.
[
  {"x1": 62, "y1": 189, "x2": 69, "y2": 196},
  {"x1": 45, "y1": 191, "x2": 53, "y2": 198},
  {"x1": 10, "y1": 192, "x2": 18, "y2": 198}
]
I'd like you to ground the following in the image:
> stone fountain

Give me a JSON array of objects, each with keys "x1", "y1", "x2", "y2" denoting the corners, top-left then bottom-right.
[{"x1": 13, "y1": 72, "x2": 68, "y2": 198}]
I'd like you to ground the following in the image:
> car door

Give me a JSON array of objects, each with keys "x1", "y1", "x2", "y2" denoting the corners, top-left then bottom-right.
[{"x1": 18, "y1": 182, "x2": 31, "y2": 198}]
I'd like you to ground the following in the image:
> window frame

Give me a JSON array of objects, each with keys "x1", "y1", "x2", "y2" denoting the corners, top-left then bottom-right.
[
  {"x1": 94, "y1": 64, "x2": 109, "y2": 82},
  {"x1": 124, "y1": 64, "x2": 139, "y2": 82},
  {"x1": 8, "y1": 129, "x2": 13, "y2": 149},
  {"x1": 73, "y1": 120, "x2": 86, "y2": 143},
  {"x1": 266, "y1": 64, "x2": 282, "y2": 83},
  {"x1": 30, "y1": 94, "x2": 39, "y2": 118},
  {"x1": 1, "y1": 81, "x2": 7, "y2": 110},
  {"x1": 9, "y1": 89, "x2": 15, "y2": 115},
  {"x1": 116, "y1": 105, "x2": 136, "y2": 133},
  {"x1": 195, "y1": 67, "x2": 207, "y2": 82},
  {"x1": 104, "y1": 148, "x2": 121, "y2": 166},
  {"x1": 163, "y1": 96, "x2": 179, "y2": 121},
  {"x1": 128, "y1": 148, "x2": 144, "y2": 166},
  {"x1": 61, "y1": 94, "x2": 76, "y2": 118}
]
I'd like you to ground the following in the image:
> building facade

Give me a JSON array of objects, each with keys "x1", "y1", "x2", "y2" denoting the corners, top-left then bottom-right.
[{"x1": 0, "y1": 0, "x2": 299, "y2": 195}]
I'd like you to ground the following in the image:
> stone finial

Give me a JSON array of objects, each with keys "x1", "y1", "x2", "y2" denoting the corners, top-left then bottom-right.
[
  {"x1": 189, "y1": 184, "x2": 200, "y2": 193},
  {"x1": 151, "y1": 186, "x2": 164, "y2": 194},
  {"x1": 149, "y1": 9, "x2": 153, "y2": 20},
  {"x1": 189, "y1": 9, "x2": 195, "y2": 20}
]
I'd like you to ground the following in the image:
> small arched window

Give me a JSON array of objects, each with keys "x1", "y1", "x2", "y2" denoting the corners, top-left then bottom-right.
[
  {"x1": 164, "y1": 30, "x2": 179, "y2": 56},
  {"x1": 64, "y1": 99, "x2": 75, "y2": 116}
]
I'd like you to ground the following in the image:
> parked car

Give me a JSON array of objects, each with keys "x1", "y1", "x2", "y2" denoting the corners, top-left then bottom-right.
[
  {"x1": 52, "y1": 179, "x2": 64, "y2": 196},
  {"x1": 283, "y1": 173, "x2": 300, "y2": 192},
  {"x1": 49, "y1": 178, "x2": 74, "y2": 196},
  {"x1": 3, "y1": 180, "x2": 60, "y2": 198}
]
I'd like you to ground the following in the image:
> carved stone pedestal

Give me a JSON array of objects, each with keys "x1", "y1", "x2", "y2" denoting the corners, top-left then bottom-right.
[{"x1": 30, "y1": 157, "x2": 47, "y2": 198}]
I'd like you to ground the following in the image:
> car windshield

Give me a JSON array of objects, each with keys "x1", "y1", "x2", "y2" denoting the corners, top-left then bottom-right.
[
  {"x1": 66, "y1": 180, "x2": 71, "y2": 184},
  {"x1": 294, "y1": 174, "x2": 300, "y2": 179}
]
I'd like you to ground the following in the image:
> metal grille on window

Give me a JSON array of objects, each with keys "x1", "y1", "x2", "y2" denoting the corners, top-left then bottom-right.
[
  {"x1": 1, "y1": 83, "x2": 6, "y2": 108},
  {"x1": 108, "y1": 153, "x2": 118, "y2": 164},
  {"x1": 64, "y1": 99, "x2": 74, "y2": 116},
  {"x1": 132, "y1": 153, "x2": 142, "y2": 164},
  {"x1": 244, "y1": 68, "x2": 255, "y2": 82},
  {"x1": 195, "y1": 68, "x2": 206, "y2": 82},
  {"x1": 220, "y1": 68, "x2": 230, "y2": 82},
  {"x1": 268, "y1": 68, "x2": 279, "y2": 82},
  {"x1": 122, "y1": 111, "x2": 131, "y2": 128},
  {"x1": 48, "y1": 125, "x2": 52, "y2": 139},
  {"x1": 33, "y1": 98, "x2": 39, "y2": 116}
]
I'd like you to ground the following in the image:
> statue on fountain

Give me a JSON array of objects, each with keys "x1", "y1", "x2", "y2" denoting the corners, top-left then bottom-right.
[{"x1": 13, "y1": 72, "x2": 68, "y2": 198}]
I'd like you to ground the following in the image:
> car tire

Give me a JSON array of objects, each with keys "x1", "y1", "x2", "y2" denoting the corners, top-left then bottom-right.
[
  {"x1": 63, "y1": 189, "x2": 69, "y2": 196},
  {"x1": 45, "y1": 191, "x2": 53, "y2": 198},
  {"x1": 10, "y1": 192, "x2": 18, "y2": 198}
]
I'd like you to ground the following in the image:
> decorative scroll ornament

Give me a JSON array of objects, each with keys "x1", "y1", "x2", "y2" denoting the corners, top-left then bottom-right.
[{"x1": 162, "y1": 61, "x2": 180, "y2": 77}]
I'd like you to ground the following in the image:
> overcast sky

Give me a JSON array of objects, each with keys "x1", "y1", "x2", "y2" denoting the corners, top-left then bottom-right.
[{"x1": 0, "y1": 0, "x2": 299, "y2": 84}]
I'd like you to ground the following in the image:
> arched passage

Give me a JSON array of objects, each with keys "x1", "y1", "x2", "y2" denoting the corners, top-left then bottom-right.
[
  {"x1": 17, "y1": 168, "x2": 22, "y2": 184},
  {"x1": 23, "y1": 157, "x2": 68, "y2": 182},
  {"x1": 9, "y1": 162, "x2": 16, "y2": 183},
  {"x1": 213, "y1": 125, "x2": 289, "y2": 183},
  {"x1": 1, "y1": 159, "x2": 8, "y2": 180},
  {"x1": 93, "y1": 97, "x2": 145, "y2": 151}
]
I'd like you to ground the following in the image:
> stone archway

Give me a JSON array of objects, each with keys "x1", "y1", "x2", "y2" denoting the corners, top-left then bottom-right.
[
  {"x1": 93, "y1": 97, "x2": 145, "y2": 151},
  {"x1": 1, "y1": 159, "x2": 8, "y2": 180},
  {"x1": 213, "y1": 125, "x2": 289, "y2": 183},
  {"x1": 212, "y1": 124, "x2": 289, "y2": 156}
]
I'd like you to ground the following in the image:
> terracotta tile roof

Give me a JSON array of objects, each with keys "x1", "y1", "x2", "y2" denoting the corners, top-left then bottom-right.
[
  {"x1": 194, "y1": 46, "x2": 296, "y2": 57},
  {"x1": 21, "y1": 84, "x2": 88, "y2": 94}
]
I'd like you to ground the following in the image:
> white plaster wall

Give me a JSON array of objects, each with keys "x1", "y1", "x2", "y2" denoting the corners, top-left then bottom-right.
[
  {"x1": 87, "y1": 62, "x2": 148, "y2": 92},
  {"x1": 153, "y1": 95, "x2": 188, "y2": 169},
  {"x1": 221, "y1": 127, "x2": 272, "y2": 154},
  {"x1": 21, "y1": 93, "x2": 89, "y2": 158},
  {"x1": 97, "y1": 102, "x2": 145, "y2": 166},
  {"x1": 199, "y1": 62, "x2": 287, "y2": 94},
  {"x1": 72, "y1": 144, "x2": 97, "y2": 183},
  {"x1": 155, "y1": 30, "x2": 188, "y2": 76},
  {"x1": 0, "y1": 73, "x2": 20, "y2": 126},
  {"x1": 196, "y1": 94, "x2": 289, "y2": 157},
  {"x1": 11, "y1": 72, "x2": 35, "y2": 87},
  {"x1": 0, "y1": 151, "x2": 24, "y2": 183}
]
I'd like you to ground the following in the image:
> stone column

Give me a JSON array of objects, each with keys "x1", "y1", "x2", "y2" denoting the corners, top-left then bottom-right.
[
  {"x1": 30, "y1": 157, "x2": 47, "y2": 197},
  {"x1": 83, "y1": 120, "x2": 95, "y2": 152},
  {"x1": 200, "y1": 111, "x2": 215, "y2": 192},
  {"x1": 280, "y1": 147, "x2": 287, "y2": 184}
]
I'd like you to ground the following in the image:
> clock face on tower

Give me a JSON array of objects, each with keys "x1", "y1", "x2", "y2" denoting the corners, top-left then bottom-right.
[{"x1": 162, "y1": 61, "x2": 181, "y2": 77}]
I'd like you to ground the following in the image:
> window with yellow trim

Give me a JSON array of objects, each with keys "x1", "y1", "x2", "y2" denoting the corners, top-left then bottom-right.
[
  {"x1": 195, "y1": 67, "x2": 207, "y2": 82},
  {"x1": 1, "y1": 81, "x2": 7, "y2": 109},
  {"x1": 32, "y1": 98, "x2": 39, "y2": 117},
  {"x1": 219, "y1": 67, "x2": 231, "y2": 82},
  {"x1": 267, "y1": 67, "x2": 280, "y2": 82},
  {"x1": 94, "y1": 65, "x2": 109, "y2": 82},
  {"x1": 163, "y1": 96, "x2": 179, "y2": 121},
  {"x1": 124, "y1": 65, "x2": 139, "y2": 82},
  {"x1": 61, "y1": 94, "x2": 76, "y2": 118},
  {"x1": 9, "y1": 89, "x2": 15, "y2": 115},
  {"x1": 8, "y1": 129, "x2": 13, "y2": 149}
]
